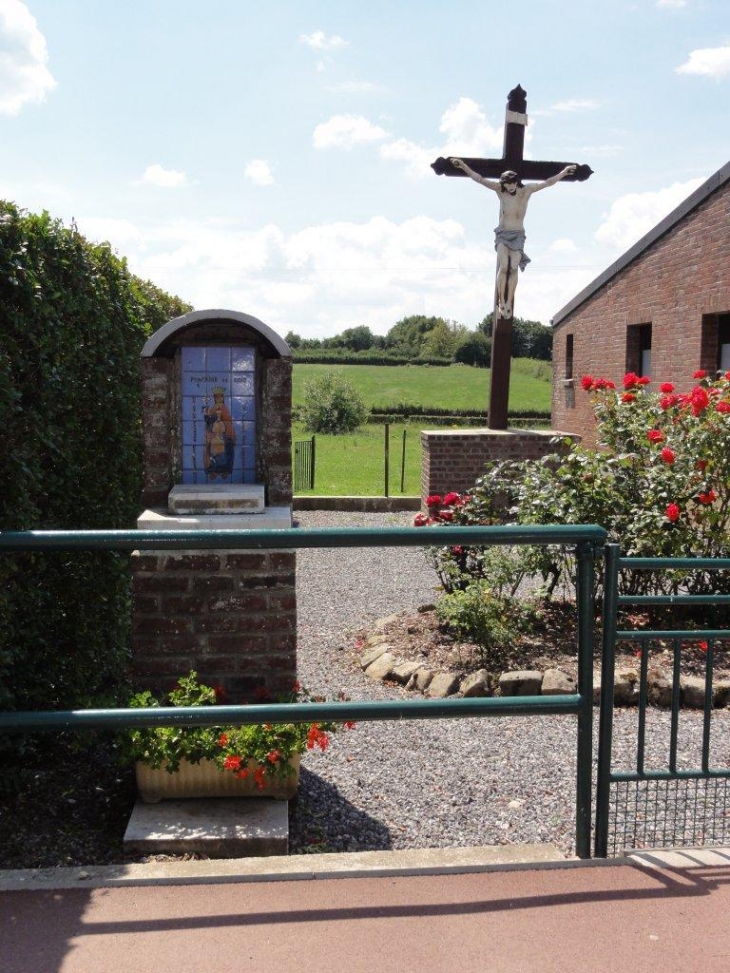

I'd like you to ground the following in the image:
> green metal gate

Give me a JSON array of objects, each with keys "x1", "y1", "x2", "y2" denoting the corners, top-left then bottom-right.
[
  {"x1": 293, "y1": 436, "x2": 316, "y2": 490},
  {"x1": 595, "y1": 543, "x2": 730, "y2": 857}
]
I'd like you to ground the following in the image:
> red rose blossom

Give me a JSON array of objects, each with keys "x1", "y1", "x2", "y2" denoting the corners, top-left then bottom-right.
[
  {"x1": 438, "y1": 509, "x2": 454, "y2": 521},
  {"x1": 425, "y1": 494, "x2": 442, "y2": 508},
  {"x1": 660, "y1": 447, "x2": 676, "y2": 464},
  {"x1": 716, "y1": 401, "x2": 730, "y2": 414},
  {"x1": 693, "y1": 370, "x2": 708, "y2": 379},
  {"x1": 621, "y1": 392, "x2": 636, "y2": 403},
  {"x1": 442, "y1": 492, "x2": 460, "y2": 506},
  {"x1": 647, "y1": 429, "x2": 664, "y2": 443},
  {"x1": 413, "y1": 512, "x2": 429, "y2": 527},
  {"x1": 698, "y1": 490, "x2": 717, "y2": 505},
  {"x1": 623, "y1": 372, "x2": 640, "y2": 389},
  {"x1": 666, "y1": 503, "x2": 681, "y2": 522},
  {"x1": 581, "y1": 375, "x2": 594, "y2": 391},
  {"x1": 660, "y1": 394, "x2": 679, "y2": 410},
  {"x1": 637, "y1": 376, "x2": 651, "y2": 385},
  {"x1": 660, "y1": 382, "x2": 675, "y2": 393}
]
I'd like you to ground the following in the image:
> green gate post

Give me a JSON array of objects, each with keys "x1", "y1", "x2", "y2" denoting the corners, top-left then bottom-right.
[
  {"x1": 594, "y1": 542, "x2": 620, "y2": 858},
  {"x1": 575, "y1": 539, "x2": 597, "y2": 859}
]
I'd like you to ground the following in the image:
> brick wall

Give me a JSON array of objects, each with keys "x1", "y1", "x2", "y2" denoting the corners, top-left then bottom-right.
[
  {"x1": 132, "y1": 550, "x2": 296, "y2": 702},
  {"x1": 420, "y1": 428, "x2": 577, "y2": 505},
  {"x1": 552, "y1": 178, "x2": 730, "y2": 446}
]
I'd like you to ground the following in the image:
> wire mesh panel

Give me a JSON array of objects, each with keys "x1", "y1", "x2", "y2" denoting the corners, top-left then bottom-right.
[{"x1": 607, "y1": 776, "x2": 730, "y2": 857}]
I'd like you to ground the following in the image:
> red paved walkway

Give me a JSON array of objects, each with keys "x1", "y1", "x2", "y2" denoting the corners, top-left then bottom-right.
[{"x1": 3, "y1": 860, "x2": 730, "y2": 972}]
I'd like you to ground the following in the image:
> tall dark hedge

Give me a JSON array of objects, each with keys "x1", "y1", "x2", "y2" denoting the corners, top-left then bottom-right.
[{"x1": 0, "y1": 202, "x2": 191, "y2": 713}]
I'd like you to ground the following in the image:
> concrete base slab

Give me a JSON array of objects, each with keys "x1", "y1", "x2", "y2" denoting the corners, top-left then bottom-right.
[
  {"x1": 123, "y1": 798, "x2": 289, "y2": 858},
  {"x1": 137, "y1": 505, "x2": 293, "y2": 532}
]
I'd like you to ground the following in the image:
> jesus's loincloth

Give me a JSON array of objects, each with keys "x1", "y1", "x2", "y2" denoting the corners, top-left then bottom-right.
[{"x1": 494, "y1": 228, "x2": 531, "y2": 271}]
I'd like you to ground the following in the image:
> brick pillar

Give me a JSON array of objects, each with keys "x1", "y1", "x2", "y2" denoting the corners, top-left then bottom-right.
[
  {"x1": 420, "y1": 427, "x2": 580, "y2": 509},
  {"x1": 132, "y1": 549, "x2": 296, "y2": 702}
]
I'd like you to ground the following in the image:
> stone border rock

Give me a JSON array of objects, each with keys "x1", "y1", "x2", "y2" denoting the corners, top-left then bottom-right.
[{"x1": 359, "y1": 620, "x2": 730, "y2": 709}]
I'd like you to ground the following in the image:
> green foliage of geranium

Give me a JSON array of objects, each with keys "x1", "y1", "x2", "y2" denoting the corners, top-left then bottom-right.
[
  {"x1": 0, "y1": 202, "x2": 190, "y2": 721},
  {"x1": 124, "y1": 672, "x2": 349, "y2": 786}
]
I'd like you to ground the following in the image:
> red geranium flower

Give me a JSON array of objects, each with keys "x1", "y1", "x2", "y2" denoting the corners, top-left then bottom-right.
[
  {"x1": 253, "y1": 766, "x2": 267, "y2": 789},
  {"x1": 442, "y1": 492, "x2": 461, "y2": 506},
  {"x1": 637, "y1": 376, "x2": 651, "y2": 385},
  {"x1": 691, "y1": 386, "x2": 710, "y2": 415},
  {"x1": 223, "y1": 755, "x2": 242, "y2": 771},
  {"x1": 621, "y1": 392, "x2": 636, "y2": 403},
  {"x1": 413, "y1": 512, "x2": 429, "y2": 527},
  {"x1": 266, "y1": 749, "x2": 281, "y2": 764},
  {"x1": 693, "y1": 370, "x2": 708, "y2": 379},
  {"x1": 666, "y1": 503, "x2": 681, "y2": 522},
  {"x1": 438, "y1": 509, "x2": 454, "y2": 521},
  {"x1": 660, "y1": 382, "x2": 675, "y2": 393},
  {"x1": 716, "y1": 401, "x2": 730, "y2": 414},
  {"x1": 647, "y1": 429, "x2": 664, "y2": 443},
  {"x1": 425, "y1": 494, "x2": 442, "y2": 508},
  {"x1": 235, "y1": 768, "x2": 250, "y2": 780},
  {"x1": 218, "y1": 733, "x2": 229, "y2": 748},
  {"x1": 698, "y1": 490, "x2": 717, "y2": 505},
  {"x1": 581, "y1": 375, "x2": 594, "y2": 391},
  {"x1": 698, "y1": 641, "x2": 709, "y2": 653},
  {"x1": 660, "y1": 447, "x2": 676, "y2": 464}
]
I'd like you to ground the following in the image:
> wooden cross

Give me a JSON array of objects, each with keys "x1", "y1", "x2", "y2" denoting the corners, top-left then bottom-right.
[{"x1": 433, "y1": 84, "x2": 593, "y2": 429}]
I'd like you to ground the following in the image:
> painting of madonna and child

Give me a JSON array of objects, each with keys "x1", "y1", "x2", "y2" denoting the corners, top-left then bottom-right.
[{"x1": 181, "y1": 346, "x2": 257, "y2": 484}]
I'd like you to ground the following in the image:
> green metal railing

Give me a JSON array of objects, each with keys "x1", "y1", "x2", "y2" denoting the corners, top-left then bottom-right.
[
  {"x1": 595, "y1": 543, "x2": 730, "y2": 857},
  {"x1": 0, "y1": 523, "x2": 605, "y2": 859}
]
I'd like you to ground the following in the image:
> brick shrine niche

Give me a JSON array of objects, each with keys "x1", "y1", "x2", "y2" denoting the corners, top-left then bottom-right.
[{"x1": 132, "y1": 309, "x2": 296, "y2": 702}]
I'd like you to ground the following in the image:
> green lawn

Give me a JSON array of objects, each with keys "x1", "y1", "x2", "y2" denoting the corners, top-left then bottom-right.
[
  {"x1": 292, "y1": 422, "x2": 424, "y2": 496},
  {"x1": 292, "y1": 360, "x2": 552, "y2": 413}
]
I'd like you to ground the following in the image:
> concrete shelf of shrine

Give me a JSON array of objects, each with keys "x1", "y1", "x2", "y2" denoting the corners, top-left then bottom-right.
[
  {"x1": 168, "y1": 483, "x2": 266, "y2": 515},
  {"x1": 137, "y1": 506, "x2": 292, "y2": 531}
]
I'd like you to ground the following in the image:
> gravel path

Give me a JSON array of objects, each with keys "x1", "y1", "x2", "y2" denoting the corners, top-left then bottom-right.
[{"x1": 290, "y1": 511, "x2": 730, "y2": 857}]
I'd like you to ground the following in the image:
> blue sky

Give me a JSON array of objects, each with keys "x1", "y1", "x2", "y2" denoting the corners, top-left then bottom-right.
[{"x1": 1, "y1": 0, "x2": 729, "y2": 338}]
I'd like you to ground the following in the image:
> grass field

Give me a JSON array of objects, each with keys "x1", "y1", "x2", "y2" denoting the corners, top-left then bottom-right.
[
  {"x1": 292, "y1": 359, "x2": 552, "y2": 413},
  {"x1": 292, "y1": 421, "x2": 424, "y2": 496}
]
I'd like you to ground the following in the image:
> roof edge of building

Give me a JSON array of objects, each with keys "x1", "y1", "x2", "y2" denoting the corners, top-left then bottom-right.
[{"x1": 551, "y1": 159, "x2": 730, "y2": 329}]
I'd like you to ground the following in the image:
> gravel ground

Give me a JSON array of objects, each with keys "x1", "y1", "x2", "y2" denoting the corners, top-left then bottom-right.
[{"x1": 289, "y1": 511, "x2": 730, "y2": 857}]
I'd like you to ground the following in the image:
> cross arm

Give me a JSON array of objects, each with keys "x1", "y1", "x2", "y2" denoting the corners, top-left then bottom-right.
[{"x1": 432, "y1": 157, "x2": 593, "y2": 182}]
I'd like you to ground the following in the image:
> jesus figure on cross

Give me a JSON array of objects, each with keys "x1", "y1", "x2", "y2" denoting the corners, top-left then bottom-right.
[{"x1": 450, "y1": 158, "x2": 576, "y2": 320}]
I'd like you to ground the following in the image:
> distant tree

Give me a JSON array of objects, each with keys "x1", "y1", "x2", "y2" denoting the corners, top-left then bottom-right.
[
  {"x1": 284, "y1": 330, "x2": 302, "y2": 349},
  {"x1": 477, "y1": 313, "x2": 552, "y2": 361},
  {"x1": 454, "y1": 331, "x2": 491, "y2": 367},
  {"x1": 385, "y1": 315, "x2": 447, "y2": 357},
  {"x1": 338, "y1": 325, "x2": 377, "y2": 351}
]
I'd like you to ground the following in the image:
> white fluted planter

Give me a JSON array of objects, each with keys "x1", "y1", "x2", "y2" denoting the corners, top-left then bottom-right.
[{"x1": 135, "y1": 756, "x2": 300, "y2": 803}]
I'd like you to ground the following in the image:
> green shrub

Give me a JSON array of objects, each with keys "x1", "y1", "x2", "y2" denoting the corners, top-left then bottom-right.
[
  {"x1": 436, "y1": 580, "x2": 535, "y2": 669},
  {"x1": 301, "y1": 372, "x2": 368, "y2": 434},
  {"x1": 0, "y1": 201, "x2": 190, "y2": 720}
]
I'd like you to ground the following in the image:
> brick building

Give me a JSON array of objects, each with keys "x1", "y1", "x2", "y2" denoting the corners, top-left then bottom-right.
[{"x1": 551, "y1": 160, "x2": 730, "y2": 445}]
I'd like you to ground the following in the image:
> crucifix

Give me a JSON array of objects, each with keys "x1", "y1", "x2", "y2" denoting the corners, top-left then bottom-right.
[{"x1": 432, "y1": 84, "x2": 593, "y2": 429}]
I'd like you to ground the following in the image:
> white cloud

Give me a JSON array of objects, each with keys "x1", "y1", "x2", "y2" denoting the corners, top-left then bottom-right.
[
  {"x1": 137, "y1": 164, "x2": 188, "y2": 188},
  {"x1": 549, "y1": 238, "x2": 578, "y2": 253},
  {"x1": 550, "y1": 98, "x2": 600, "y2": 112},
  {"x1": 594, "y1": 177, "x2": 704, "y2": 250},
  {"x1": 244, "y1": 159, "x2": 274, "y2": 186},
  {"x1": 313, "y1": 114, "x2": 388, "y2": 149},
  {"x1": 299, "y1": 30, "x2": 348, "y2": 52},
  {"x1": 438, "y1": 97, "x2": 503, "y2": 156},
  {"x1": 0, "y1": 0, "x2": 56, "y2": 115},
  {"x1": 676, "y1": 46, "x2": 730, "y2": 79}
]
